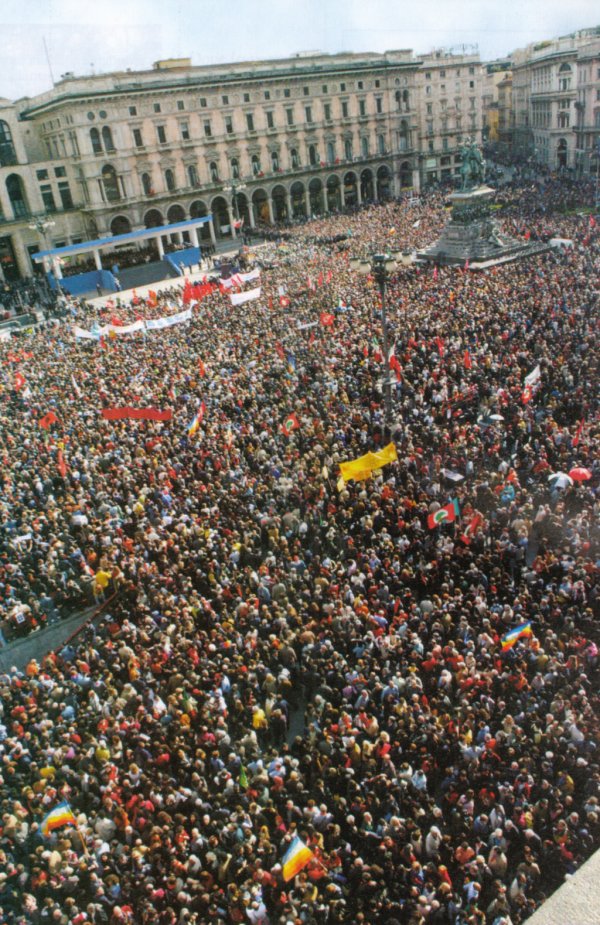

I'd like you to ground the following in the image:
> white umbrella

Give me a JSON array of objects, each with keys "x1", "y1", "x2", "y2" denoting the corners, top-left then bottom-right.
[{"x1": 548, "y1": 472, "x2": 573, "y2": 489}]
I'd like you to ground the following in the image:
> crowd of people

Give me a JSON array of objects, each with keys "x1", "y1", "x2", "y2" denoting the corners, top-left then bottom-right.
[{"x1": 0, "y1": 176, "x2": 598, "y2": 925}]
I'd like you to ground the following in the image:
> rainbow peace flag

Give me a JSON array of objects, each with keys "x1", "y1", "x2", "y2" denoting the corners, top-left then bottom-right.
[
  {"x1": 41, "y1": 801, "x2": 77, "y2": 837},
  {"x1": 282, "y1": 835, "x2": 314, "y2": 881},
  {"x1": 187, "y1": 401, "x2": 206, "y2": 437},
  {"x1": 501, "y1": 621, "x2": 533, "y2": 652}
]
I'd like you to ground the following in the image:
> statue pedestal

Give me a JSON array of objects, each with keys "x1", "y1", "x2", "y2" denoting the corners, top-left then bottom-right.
[{"x1": 418, "y1": 185, "x2": 549, "y2": 268}]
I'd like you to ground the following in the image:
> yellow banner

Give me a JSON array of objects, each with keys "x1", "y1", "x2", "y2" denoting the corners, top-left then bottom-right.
[{"x1": 339, "y1": 443, "x2": 397, "y2": 484}]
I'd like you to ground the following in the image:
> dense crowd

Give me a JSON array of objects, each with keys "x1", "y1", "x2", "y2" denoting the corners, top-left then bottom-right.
[{"x1": 0, "y1": 178, "x2": 598, "y2": 925}]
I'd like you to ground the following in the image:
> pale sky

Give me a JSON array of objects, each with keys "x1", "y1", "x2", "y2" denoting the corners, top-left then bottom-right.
[{"x1": 2, "y1": 0, "x2": 598, "y2": 100}]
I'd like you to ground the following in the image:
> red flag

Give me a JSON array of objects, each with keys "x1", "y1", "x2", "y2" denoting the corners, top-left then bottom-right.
[
  {"x1": 281, "y1": 412, "x2": 300, "y2": 436},
  {"x1": 524, "y1": 230, "x2": 531, "y2": 240},
  {"x1": 148, "y1": 290, "x2": 158, "y2": 308},
  {"x1": 464, "y1": 259, "x2": 470, "y2": 271},
  {"x1": 317, "y1": 272, "x2": 323, "y2": 287},
  {"x1": 463, "y1": 350, "x2": 472, "y2": 370},
  {"x1": 572, "y1": 420, "x2": 585, "y2": 447},
  {"x1": 320, "y1": 312, "x2": 335, "y2": 327},
  {"x1": 521, "y1": 385, "x2": 533, "y2": 405},
  {"x1": 182, "y1": 279, "x2": 193, "y2": 305},
  {"x1": 326, "y1": 271, "x2": 333, "y2": 284},
  {"x1": 460, "y1": 512, "x2": 483, "y2": 545},
  {"x1": 275, "y1": 342, "x2": 285, "y2": 360},
  {"x1": 280, "y1": 296, "x2": 290, "y2": 308},
  {"x1": 506, "y1": 468, "x2": 520, "y2": 486},
  {"x1": 99, "y1": 336, "x2": 106, "y2": 350},
  {"x1": 589, "y1": 216, "x2": 596, "y2": 228},
  {"x1": 39, "y1": 411, "x2": 58, "y2": 430},
  {"x1": 132, "y1": 290, "x2": 140, "y2": 306},
  {"x1": 435, "y1": 337, "x2": 445, "y2": 357},
  {"x1": 57, "y1": 450, "x2": 68, "y2": 478},
  {"x1": 427, "y1": 499, "x2": 460, "y2": 530},
  {"x1": 268, "y1": 297, "x2": 273, "y2": 310},
  {"x1": 198, "y1": 359, "x2": 206, "y2": 378},
  {"x1": 433, "y1": 265, "x2": 438, "y2": 281},
  {"x1": 14, "y1": 372, "x2": 25, "y2": 391}
]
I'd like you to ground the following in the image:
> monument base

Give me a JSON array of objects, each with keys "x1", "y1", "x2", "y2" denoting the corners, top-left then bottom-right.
[{"x1": 417, "y1": 185, "x2": 550, "y2": 268}]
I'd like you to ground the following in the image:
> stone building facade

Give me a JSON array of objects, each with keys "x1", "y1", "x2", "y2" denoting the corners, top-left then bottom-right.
[
  {"x1": 0, "y1": 49, "x2": 484, "y2": 280},
  {"x1": 511, "y1": 27, "x2": 600, "y2": 172}
]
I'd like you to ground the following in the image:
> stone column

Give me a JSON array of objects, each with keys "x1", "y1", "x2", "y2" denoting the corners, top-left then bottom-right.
[
  {"x1": 227, "y1": 205, "x2": 236, "y2": 237},
  {"x1": 267, "y1": 196, "x2": 274, "y2": 225},
  {"x1": 248, "y1": 203, "x2": 256, "y2": 229},
  {"x1": 156, "y1": 235, "x2": 164, "y2": 259},
  {"x1": 285, "y1": 190, "x2": 292, "y2": 220},
  {"x1": 11, "y1": 234, "x2": 32, "y2": 279},
  {"x1": 93, "y1": 250, "x2": 102, "y2": 270},
  {"x1": 189, "y1": 226, "x2": 199, "y2": 247},
  {"x1": 208, "y1": 217, "x2": 217, "y2": 245}
]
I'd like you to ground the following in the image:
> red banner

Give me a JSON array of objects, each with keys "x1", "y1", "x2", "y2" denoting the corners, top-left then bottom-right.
[{"x1": 101, "y1": 407, "x2": 173, "y2": 422}]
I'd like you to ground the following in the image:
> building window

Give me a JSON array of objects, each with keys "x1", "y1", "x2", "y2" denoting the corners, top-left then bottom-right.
[
  {"x1": 209, "y1": 161, "x2": 219, "y2": 182},
  {"x1": 230, "y1": 157, "x2": 239, "y2": 179},
  {"x1": 156, "y1": 125, "x2": 167, "y2": 144},
  {"x1": 222, "y1": 95, "x2": 229, "y2": 105},
  {"x1": 427, "y1": 103, "x2": 432, "y2": 115},
  {"x1": 440, "y1": 70, "x2": 446, "y2": 78},
  {"x1": 264, "y1": 90, "x2": 271, "y2": 100},
  {"x1": 322, "y1": 84, "x2": 328, "y2": 93},
  {"x1": 469, "y1": 67, "x2": 475, "y2": 75},
  {"x1": 426, "y1": 72, "x2": 431, "y2": 80},
  {"x1": 271, "y1": 150, "x2": 279, "y2": 171},
  {"x1": 243, "y1": 93, "x2": 250, "y2": 103},
  {"x1": 246, "y1": 113, "x2": 255, "y2": 131},
  {"x1": 344, "y1": 138, "x2": 353, "y2": 160},
  {"x1": 266, "y1": 111, "x2": 274, "y2": 129},
  {"x1": 305, "y1": 106, "x2": 313, "y2": 123},
  {"x1": 286, "y1": 107, "x2": 294, "y2": 126},
  {"x1": 324, "y1": 102, "x2": 331, "y2": 120},
  {"x1": 177, "y1": 100, "x2": 185, "y2": 110},
  {"x1": 361, "y1": 136, "x2": 369, "y2": 157},
  {"x1": 308, "y1": 144, "x2": 318, "y2": 166},
  {"x1": 102, "y1": 164, "x2": 120, "y2": 202},
  {"x1": 284, "y1": 89, "x2": 290, "y2": 98},
  {"x1": 6, "y1": 174, "x2": 29, "y2": 218},
  {"x1": 204, "y1": 120, "x2": 212, "y2": 137},
  {"x1": 342, "y1": 100, "x2": 349, "y2": 118},
  {"x1": 428, "y1": 140, "x2": 434, "y2": 153},
  {"x1": 426, "y1": 86, "x2": 432, "y2": 96},
  {"x1": 558, "y1": 63, "x2": 572, "y2": 92},
  {"x1": 141, "y1": 172, "x2": 153, "y2": 195},
  {"x1": 153, "y1": 103, "x2": 161, "y2": 113},
  {"x1": 359, "y1": 99, "x2": 366, "y2": 116},
  {"x1": 165, "y1": 168, "x2": 175, "y2": 191},
  {"x1": 129, "y1": 106, "x2": 137, "y2": 116},
  {"x1": 188, "y1": 164, "x2": 199, "y2": 187},
  {"x1": 251, "y1": 154, "x2": 261, "y2": 175},
  {"x1": 36, "y1": 168, "x2": 49, "y2": 180},
  {"x1": 303, "y1": 86, "x2": 310, "y2": 95},
  {"x1": 58, "y1": 181, "x2": 74, "y2": 209},
  {"x1": 291, "y1": 147, "x2": 300, "y2": 168},
  {"x1": 102, "y1": 126, "x2": 115, "y2": 151},
  {"x1": 133, "y1": 128, "x2": 143, "y2": 147},
  {"x1": 377, "y1": 134, "x2": 386, "y2": 154},
  {"x1": 39, "y1": 183, "x2": 57, "y2": 212},
  {"x1": 200, "y1": 97, "x2": 207, "y2": 107},
  {"x1": 375, "y1": 97, "x2": 382, "y2": 113},
  {"x1": 90, "y1": 127, "x2": 102, "y2": 154},
  {"x1": 375, "y1": 79, "x2": 380, "y2": 88},
  {"x1": 340, "y1": 82, "x2": 346, "y2": 91},
  {"x1": 327, "y1": 141, "x2": 335, "y2": 162},
  {"x1": 357, "y1": 81, "x2": 363, "y2": 90},
  {"x1": 225, "y1": 116, "x2": 233, "y2": 134},
  {"x1": 180, "y1": 122, "x2": 190, "y2": 141}
]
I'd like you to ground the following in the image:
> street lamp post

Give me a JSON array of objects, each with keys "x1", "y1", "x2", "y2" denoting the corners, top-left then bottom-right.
[
  {"x1": 350, "y1": 252, "x2": 402, "y2": 435},
  {"x1": 28, "y1": 214, "x2": 56, "y2": 297},
  {"x1": 222, "y1": 181, "x2": 247, "y2": 230}
]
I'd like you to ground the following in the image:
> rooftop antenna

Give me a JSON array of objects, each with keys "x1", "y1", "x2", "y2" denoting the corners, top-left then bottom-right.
[{"x1": 43, "y1": 36, "x2": 55, "y2": 84}]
